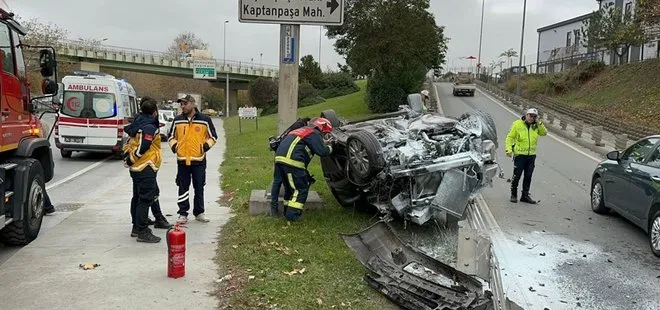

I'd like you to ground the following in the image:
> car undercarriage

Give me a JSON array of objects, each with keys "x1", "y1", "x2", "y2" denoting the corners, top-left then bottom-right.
[{"x1": 319, "y1": 94, "x2": 503, "y2": 225}]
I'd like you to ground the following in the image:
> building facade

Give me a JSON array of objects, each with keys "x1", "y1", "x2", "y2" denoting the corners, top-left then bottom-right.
[{"x1": 536, "y1": 0, "x2": 660, "y2": 74}]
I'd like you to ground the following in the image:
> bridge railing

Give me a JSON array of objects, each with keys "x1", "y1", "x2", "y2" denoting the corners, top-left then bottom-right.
[{"x1": 57, "y1": 39, "x2": 279, "y2": 78}]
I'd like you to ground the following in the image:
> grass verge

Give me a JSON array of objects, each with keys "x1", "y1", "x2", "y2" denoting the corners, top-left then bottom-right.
[{"x1": 214, "y1": 80, "x2": 398, "y2": 309}]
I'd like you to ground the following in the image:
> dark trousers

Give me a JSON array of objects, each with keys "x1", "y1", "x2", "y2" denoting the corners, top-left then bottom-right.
[
  {"x1": 272, "y1": 163, "x2": 310, "y2": 221},
  {"x1": 130, "y1": 167, "x2": 158, "y2": 232},
  {"x1": 511, "y1": 155, "x2": 536, "y2": 196},
  {"x1": 176, "y1": 163, "x2": 206, "y2": 217},
  {"x1": 131, "y1": 180, "x2": 163, "y2": 223}
]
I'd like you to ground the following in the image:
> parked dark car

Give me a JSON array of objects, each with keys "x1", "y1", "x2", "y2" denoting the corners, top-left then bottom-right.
[{"x1": 590, "y1": 135, "x2": 660, "y2": 257}]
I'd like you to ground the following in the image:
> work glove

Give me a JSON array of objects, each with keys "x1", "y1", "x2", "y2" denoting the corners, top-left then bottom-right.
[
  {"x1": 171, "y1": 143, "x2": 177, "y2": 154},
  {"x1": 203, "y1": 142, "x2": 210, "y2": 152}
]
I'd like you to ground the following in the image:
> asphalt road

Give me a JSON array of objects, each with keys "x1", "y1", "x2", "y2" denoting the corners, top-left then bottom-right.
[
  {"x1": 0, "y1": 113, "x2": 114, "y2": 263},
  {"x1": 434, "y1": 82, "x2": 660, "y2": 310}
]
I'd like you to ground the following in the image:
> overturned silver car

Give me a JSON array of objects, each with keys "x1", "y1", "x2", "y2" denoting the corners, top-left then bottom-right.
[{"x1": 319, "y1": 94, "x2": 502, "y2": 225}]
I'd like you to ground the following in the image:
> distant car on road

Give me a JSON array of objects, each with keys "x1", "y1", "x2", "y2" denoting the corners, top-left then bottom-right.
[
  {"x1": 158, "y1": 110, "x2": 175, "y2": 139},
  {"x1": 590, "y1": 135, "x2": 660, "y2": 257}
]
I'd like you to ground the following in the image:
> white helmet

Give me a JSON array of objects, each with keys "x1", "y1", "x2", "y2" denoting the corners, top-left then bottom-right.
[{"x1": 421, "y1": 90, "x2": 430, "y2": 97}]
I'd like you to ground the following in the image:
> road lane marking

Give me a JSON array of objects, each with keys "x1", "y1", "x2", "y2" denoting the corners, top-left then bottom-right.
[
  {"x1": 46, "y1": 157, "x2": 111, "y2": 191},
  {"x1": 476, "y1": 87, "x2": 602, "y2": 163}
]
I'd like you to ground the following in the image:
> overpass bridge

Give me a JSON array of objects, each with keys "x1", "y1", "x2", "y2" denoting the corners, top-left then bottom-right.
[{"x1": 55, "y1": 40, "x2": 280, "y2": 115}]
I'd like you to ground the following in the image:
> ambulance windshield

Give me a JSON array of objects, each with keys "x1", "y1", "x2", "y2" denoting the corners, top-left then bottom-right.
[{"x1": 61, "y1": 91, "x2": 117, "y2": 119}]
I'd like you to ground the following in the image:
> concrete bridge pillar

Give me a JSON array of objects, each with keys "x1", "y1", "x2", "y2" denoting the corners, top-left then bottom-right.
[
  {"x1": 78, "y1": 62, "x2": 100, "y2": 72},
  {"x1": 227, "y1": 88, "x2": 239, "y2": 117}
]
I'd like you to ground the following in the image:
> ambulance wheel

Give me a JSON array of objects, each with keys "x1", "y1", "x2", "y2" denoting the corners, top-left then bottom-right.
[
  {"x1": 0, "y1": 159, "x2": 46, "y2": 245},
  {"x1": 60, "y1": 149, "x2": 72, "y2": 158}
]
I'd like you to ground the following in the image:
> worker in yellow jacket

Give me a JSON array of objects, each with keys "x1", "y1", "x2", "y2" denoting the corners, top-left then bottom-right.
[{"x1": 505, "y1": 108, "x2": 547, "y2": 204}]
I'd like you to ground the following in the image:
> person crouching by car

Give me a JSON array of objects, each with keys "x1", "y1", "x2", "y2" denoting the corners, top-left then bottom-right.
[
  {"x1": 122, "y1": 97, "x2": 165, "y2": 243},
  {"x1": 271, "y1": 118, "x2": 335, "y2": 222}
]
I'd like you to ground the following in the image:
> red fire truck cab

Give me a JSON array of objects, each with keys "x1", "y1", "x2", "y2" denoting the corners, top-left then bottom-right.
[{"x1": 0, "y1": 4, "x2": 63, "y2": 246}]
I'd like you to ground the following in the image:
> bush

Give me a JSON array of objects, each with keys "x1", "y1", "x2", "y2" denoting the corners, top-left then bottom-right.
[
  {"x1": 366, "y1": 73, "x2": 408, "y2": 113},
  {"x1": 319, "y1": 72, "x2": 359, "y2": 99},
  {"x1": 248, "y1": 77, "x2": 278, "y2": 109}
]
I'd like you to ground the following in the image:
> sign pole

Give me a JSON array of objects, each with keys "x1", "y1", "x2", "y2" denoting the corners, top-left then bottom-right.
[{"x1": 277, "y1": 24, "x2": 300, "y2": 135}]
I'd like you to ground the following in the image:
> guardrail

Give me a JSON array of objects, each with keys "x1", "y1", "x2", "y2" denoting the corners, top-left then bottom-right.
[
  {"x1": 475, "y1": 80, "x2": 657, "y2": 142},
  {"x1": 56, "y1": 39, "x2": 279, "y2": 78}
]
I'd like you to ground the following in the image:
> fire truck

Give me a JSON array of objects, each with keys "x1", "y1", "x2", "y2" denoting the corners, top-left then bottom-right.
[{"x1": 0, "y1": 4, "x2": 63, "y2": 245}]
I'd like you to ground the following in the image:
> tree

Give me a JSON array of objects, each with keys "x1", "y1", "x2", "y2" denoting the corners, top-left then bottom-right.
[
  {"x1": 499, "y1": 48, "x2": 518, "y2": 69},
  {"x1": 248, "y1": 77, "x2": 278, "y2": 109},
  {"x1": 299, "y1": 55, "x2": 323, "y2": 89},
  {"x1": 326, "y1": 0, "x2": 448, "y2": 112},
  {"x1": 637, "y1": 0, "x2": 660, "y2": 25},
  {"x1": 165, "y1": 31, "x2": 209, "y2": 60},
  {"x1": 582, "y1": 2, "x2": 648, "y2": 64}
]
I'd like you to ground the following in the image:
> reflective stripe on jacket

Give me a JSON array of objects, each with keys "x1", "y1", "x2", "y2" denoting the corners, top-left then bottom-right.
[
  {"x1": 505, "y1": 118, "x2": 548, "y2": 156},
  {"x1": 123, "y1": 114, "x2": 162, "y2": 172},
  {"x1": 168, "y1": 112, "x2": 218, "y2": 166},
  {"x1": 274, "y1": 126, "x2": 331, "y2": 169}
]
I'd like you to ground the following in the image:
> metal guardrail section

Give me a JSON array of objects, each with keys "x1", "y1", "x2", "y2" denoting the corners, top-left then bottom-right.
[
  {"x1": 474, "y1": 80, "x2": 657, "y2": 141},
  {"x1": 56, "y1": 40, "x2": 279, "y2": 78}
]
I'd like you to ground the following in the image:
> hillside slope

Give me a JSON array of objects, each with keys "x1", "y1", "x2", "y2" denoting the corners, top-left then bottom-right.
[{"x1": 510, "y1": 58, "x2": 660, "y2": 131}]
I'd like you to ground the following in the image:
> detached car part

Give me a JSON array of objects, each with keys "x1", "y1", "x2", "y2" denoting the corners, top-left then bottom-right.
[
  {"x1": 341, "y1": 221, "x2": 495, "y2": 310},
  {"x1": 319, "y1": 95, "x2": 502, "y2": 225}
]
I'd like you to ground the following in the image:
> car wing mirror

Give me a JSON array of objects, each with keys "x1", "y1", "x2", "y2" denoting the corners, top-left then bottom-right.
[{"x1": 606, "y1": 150, "x2": 620, "y2": 161}]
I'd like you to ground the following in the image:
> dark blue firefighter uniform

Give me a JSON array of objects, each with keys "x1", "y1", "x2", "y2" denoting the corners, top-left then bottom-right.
[{"x1": 270, "y1": 126, "x2": 332, "y2": 221}]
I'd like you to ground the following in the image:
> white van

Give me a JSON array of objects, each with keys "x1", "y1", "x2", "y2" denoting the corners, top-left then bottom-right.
[{"x1": 55, "y1": 72, "x2": 141, "y2": 158}]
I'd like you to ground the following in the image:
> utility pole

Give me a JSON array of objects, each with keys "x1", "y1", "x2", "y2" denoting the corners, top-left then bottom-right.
[
  {"x1": 477, "y1": 0, "x2": 485, "y2": 79},
  {"x1": 516, "y1": 0, "x2": 527, "y2": 97},
  {"x1": 319, "y1": 26, "x2": 322, "y2": 66},
  {"x1": 224, "y1": 20, "x2": 229, "y2": 116}
]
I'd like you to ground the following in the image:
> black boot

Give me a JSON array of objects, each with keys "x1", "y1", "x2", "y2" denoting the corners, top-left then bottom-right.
[
  {"x1": 130, "y1": 227, "x2": 139, "y2": 238},
  {"x1": 137, "y1": 228, "x2": 161, "y2": 243},
  {"x1": 520, "y1": 194, "x2": 537, "y2": 204},
  {"x1": 510, "y1": 193, "x2": 517, "y2": 203},
  {"x1": 45, "y1": 204, "x2": 56, "y2": 214},
  {"x1": 153, "y1": 215, "x2": 173, "y2": 229},
  {"x1": 147, "y1": 218, "x2": 155, "y2": 226}
]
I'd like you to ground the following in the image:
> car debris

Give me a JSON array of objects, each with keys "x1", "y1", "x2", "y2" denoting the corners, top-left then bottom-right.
[
  {"x1": 319, "y1": 94, "x2": 503, "y2": 225},
  {"x1": 341, "y1": 221, "x2": 500, "y2": 310}
]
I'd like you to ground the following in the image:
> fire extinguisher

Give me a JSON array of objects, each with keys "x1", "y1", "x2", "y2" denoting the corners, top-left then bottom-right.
[{"x1": 167, "y1": 223, "x2": 186, "y2": 279}]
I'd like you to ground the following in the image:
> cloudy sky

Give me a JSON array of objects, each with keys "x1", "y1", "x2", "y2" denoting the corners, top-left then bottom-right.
[{"x1": 9, "y1": 0, "x2": 597, "y2": 72}]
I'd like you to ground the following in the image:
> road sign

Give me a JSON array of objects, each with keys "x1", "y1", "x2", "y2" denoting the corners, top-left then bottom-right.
[
  {"x1": 238, "y1": 0, "x2": 345, "y2": 26},
  {"x1": 282, "y1": 25, "x2": 297, "y2": 64},
  {"x1": 193, "y1": 59, "x2": 217, "y2": 80}
]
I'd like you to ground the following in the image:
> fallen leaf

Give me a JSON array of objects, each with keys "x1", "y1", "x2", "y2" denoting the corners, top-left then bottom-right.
[
  {"x1": 232, "y1": 245, "x2": 239, "y2": 249},
  {"x1": 248, "y1": 275, "x2": 255, "y2": 281},
  {"x1": 79, "y1": 263, "x2": 100, "y2": 270},
  {"x1": 297, "y1": 258, "x2": 304, "y2": 263},
  {"x1": 317, "y1": 298, "x2": 323, "y2": 306}
]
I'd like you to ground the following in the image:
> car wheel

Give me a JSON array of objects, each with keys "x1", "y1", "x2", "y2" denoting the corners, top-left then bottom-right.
[
  {"x1": 320, "y1": 109, "x2": 342, "y2": 128},
  {"x1": 346, "y1": 130, "x2": 384, "y2": 183},
  {"x1": 459, "y1": 110, "x2": 498, "y2": 147},
  {"x1": 649, "y1": 210, "x2": 660, "y2": 258},
  {"x1": 590, "y1": 178, "x2": 610, "y2": 214},
  {"x1": 60, "y1": 149, "x2": 72, "y2": 158}
]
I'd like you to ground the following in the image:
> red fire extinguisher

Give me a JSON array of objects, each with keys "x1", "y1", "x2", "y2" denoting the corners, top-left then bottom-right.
[{"x1": 167, "y1": 223, "x2": 186, "y2": 279}]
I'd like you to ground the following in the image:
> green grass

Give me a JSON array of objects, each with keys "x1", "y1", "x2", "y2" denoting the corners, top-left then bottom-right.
[{"x1": 214, "y1": 80, "x2": 397, "y2": 309}]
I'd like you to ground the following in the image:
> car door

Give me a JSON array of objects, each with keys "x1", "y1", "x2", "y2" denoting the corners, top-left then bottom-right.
[
  {"x1": 616, "y1": 137, "x2": 660, "y2": 222},
  {"x1": 628, "y1": 142, "x2": 660, "y2": 227}
]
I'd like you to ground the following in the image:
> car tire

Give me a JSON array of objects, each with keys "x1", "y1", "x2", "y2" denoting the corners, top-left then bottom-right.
[
  {"x1": 60, "y1": 149, "x2": 72, "y2": 158},
  {"x1": 590, "y1": 177, "x2": 610, "y2": 214},
  {"x1": 459, "y1": 110, "x2": 498, "y2": 147},
  {"x1": 346, "y1": 130, "x2": 384, "y2": 183},
  {"x1": 320, "y1": 109, "x2": 342, "y2": 128},
  {"x1": 649, "y1": 210, "x2": 660, "y2": 258}
]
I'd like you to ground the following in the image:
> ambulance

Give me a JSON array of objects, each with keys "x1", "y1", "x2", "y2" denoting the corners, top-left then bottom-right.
[{"x1": 54, "y1": 71, "x2": 140, "y2": 158}]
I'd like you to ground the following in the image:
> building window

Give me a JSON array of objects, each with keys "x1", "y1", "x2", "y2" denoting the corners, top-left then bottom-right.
[
  {"x1": 566, "y1": 31, "x2": 572, "y2": 47},
  {"x1": 574, "y1": 30, "x2": 581, "y2": 47},
  {"x1": 625, "y1": 2, "x2": 633, "y2": 18}
]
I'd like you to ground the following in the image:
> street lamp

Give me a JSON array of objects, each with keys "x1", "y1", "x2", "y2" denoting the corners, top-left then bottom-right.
[
  {"x1": 477, "y1": 0, "x2": 485, "y2": 79},
  {"x1": 516, "y1": 0, "x2": 527, "y2": 97},
  {"x1": 224, "y1": 20, "x2": 230, "y2": 117}
]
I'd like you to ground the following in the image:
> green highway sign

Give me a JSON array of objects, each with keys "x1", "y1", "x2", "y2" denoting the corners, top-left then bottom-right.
[{"x1": 193, "y1": 59, "x2": 217, "y2": 80}]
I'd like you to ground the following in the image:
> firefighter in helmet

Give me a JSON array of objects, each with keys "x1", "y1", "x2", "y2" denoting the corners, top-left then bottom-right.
[{"x1": 271, "y1": 117, "x2": 334, "y2": 221}]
